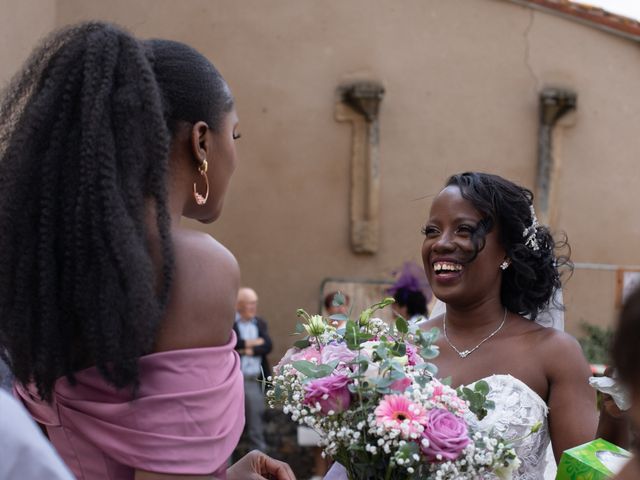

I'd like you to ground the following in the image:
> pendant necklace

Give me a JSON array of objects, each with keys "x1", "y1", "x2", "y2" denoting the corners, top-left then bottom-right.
[{"x1": 443, "y1": 308, "x2": 507, "y2": 358}]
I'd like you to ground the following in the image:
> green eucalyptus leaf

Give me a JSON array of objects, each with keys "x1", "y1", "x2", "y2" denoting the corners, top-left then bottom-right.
[
  {"x1": 375, "y1": 343, "x2": 389, "y2": 359},
  {"x1": 395, "y1": 317, "x2": 409, "y2": 334},
  {"x1": 293, "y1": 339, "x2": 311, "y2": 349},
  {"x1": 420, "y1": 346, "x2": 439, "y2": 360},
  {"x1": 344, "y1": 320, "x2": 360, "y2": 349},
  {"x1": 423, "y1": 362, "x2": 438, "y2": 376},
  {"x1": 422, "y1": 327, "x2": 440, "y2": 344},
  {"x1": 291, "y1": 360, "x2": 317, "y2": 377},
  {"x1": 295, "y1": 323, "x2": 306, "y2": 334},
  {"x1": 357, "y1": 359, "x2": 369, "y2": 373},
  {"x1": 462, "y1": 387, "x2": 475, "y2": 398},
  {"x1": 374, "y1": 377, "x2": 396, "y2": 389},
  {"x1": 291, "y1": 360, "x2": 336, "y2": 379},
  {"x1": 391, "y1": 341, "x2": 406, "y2": 357},
  {"x1": 397, "y1": 441, "x2": 419, "y2": 459},
  {"x1": 474, "y1": 380, "x2": 490, "y2": 395},
  {"x1": 333, "y1": 292, "x2": 346, "y2": 306}
]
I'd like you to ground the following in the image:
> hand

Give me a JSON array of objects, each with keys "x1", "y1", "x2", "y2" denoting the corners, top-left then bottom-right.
[
  {"x1": 246, "y1": 338, "x2": 265, "y2": 348},
  {"x1": 227, "y1": 450, "x2": 296, "y2": 480},
  {"x1": 599, "y1": 367, "x2": 627, "y2": 420},
  {"x1": 595, "y1": 367, "x2": 630, "y2": 448},
  {"x1": 601, "y1": 393, "x2": 626, "y2": 420}
]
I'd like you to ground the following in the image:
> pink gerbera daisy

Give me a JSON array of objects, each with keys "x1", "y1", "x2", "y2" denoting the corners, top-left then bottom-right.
[{"x1": 375, "y1": 394, "x2": 427, "y2": 437}]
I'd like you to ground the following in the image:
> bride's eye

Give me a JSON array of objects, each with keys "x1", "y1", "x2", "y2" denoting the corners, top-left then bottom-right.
[
  {"x1": 456, "y1": 224, "x2": 476, "y2": 236},
  {"x1": 232, "y1": 132, "x2": 242, "y2": 140},
  {"x1": 422, "y1": 225, "x2": 439, "y2": 238}
]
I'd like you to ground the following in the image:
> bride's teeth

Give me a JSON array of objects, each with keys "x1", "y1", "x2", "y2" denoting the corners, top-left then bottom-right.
[{"x1": 434, "y1": 262, "x2": 462, "y2": 273}]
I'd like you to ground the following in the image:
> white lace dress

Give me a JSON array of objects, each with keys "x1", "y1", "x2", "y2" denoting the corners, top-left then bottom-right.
[
  {"x1": 323, "y1": 373, "x2": 555, "y2": 480},
  {"x1": 466, "y1": 374, "x2": 556, "y2": 479}
]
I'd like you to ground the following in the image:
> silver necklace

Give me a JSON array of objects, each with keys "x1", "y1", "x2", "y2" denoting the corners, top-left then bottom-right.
[{"x1": 443, "y1": 308, "x2": 507, "y2": 358}]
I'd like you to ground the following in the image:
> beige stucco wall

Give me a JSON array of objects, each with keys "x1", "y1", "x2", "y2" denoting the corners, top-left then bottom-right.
[
  {"x1": 0, "y1": 0, "x2": 56, "y2": 87},
  {"x1": 3, "y1": 0, "x2": 640, "y2": 362}
]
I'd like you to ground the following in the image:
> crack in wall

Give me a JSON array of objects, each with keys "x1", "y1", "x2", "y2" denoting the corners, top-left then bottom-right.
[{"x1": 524, "y1": 9, "x2": 541, "y2": 93}]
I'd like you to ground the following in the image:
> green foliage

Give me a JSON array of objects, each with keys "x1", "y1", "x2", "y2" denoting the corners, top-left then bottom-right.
[
  {"x1": 457, "y1": 380, "x2": 495, "y2": 421},
  {"x1": 578, "y1": 321, "x2": 613, "y2": 365},
  {"x1": 344, "y1": 320, "x2": 374, "y2": 350},
  {"x1": 292, "y1": 360, "x2": 338, "y2": 378},
  {"x1": 395, "y1": 316, "x2": 409, "y2": 334},
  {"x1": 293, "y1": 338, "x2": 311, "y2": 349}
]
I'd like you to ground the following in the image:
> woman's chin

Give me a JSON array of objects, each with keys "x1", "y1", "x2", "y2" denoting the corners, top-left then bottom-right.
[
  {"x1": 198, "y1": 212, "x2": 220, "y2": 224},
  {"x1": 192, "y1": 203, "x2": 223, "y2": 224}
]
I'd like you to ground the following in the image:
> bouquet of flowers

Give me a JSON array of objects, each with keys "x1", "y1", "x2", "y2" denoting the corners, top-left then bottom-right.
[{"x1": 267, "y1": 296, "x2": 521, "y2": 480}]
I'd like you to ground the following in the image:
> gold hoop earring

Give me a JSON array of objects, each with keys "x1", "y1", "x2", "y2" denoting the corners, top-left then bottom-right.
[{"x1": 193, "y1": 159, "x2": 209, "y2": 206}]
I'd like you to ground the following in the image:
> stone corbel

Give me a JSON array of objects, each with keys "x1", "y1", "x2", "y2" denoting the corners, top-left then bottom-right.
[
  {"x1": 335, "y1": 81, "x2": 385, "y2": 254},
  {"x1": 536, "y1": 87, "x2": 576, "y2": 226}
]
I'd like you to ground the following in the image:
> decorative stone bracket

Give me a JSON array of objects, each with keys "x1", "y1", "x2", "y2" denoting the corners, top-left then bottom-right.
[
  {"x1": 335, "y1": 81, "x2": 385, "y2": 254},
  {"x1": 536, "y1": 87, "x2": 576, "y2": 226}
]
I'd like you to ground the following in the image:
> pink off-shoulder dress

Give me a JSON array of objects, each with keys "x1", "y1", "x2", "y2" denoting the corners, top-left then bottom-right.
[{"x1": 15, "y1": 332, "x2": 244, "y2": 480}]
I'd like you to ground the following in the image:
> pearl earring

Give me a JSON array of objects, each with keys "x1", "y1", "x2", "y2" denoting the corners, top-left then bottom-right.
[{"x1": 500, "y1": 260, "x2": 510, "y2": 271}]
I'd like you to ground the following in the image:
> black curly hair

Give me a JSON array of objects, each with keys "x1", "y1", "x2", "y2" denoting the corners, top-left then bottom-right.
[
  {"x1": 612, "y1": 286, "x2": 640, "y2": 393},
  {"x1": 445, "y1": 172, "x2": 571, "y2": 320},
  {"x1": 0, "y1": 22, "x2": 233, "y2": 400}
]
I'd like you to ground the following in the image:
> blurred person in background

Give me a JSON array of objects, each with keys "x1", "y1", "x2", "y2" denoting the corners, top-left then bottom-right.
[
  {"x1": 324, "y1": 291, "x2": 350, "y2": 328},
  {"x1": 234, "y1": 287, "x2": 273, "y2": 453},
  {"x1": 611, "y1": 286, "x2": 640, "y2": 479},
  {"x1": 387, "y1": 262, "x2": 432, "y2": 324}
]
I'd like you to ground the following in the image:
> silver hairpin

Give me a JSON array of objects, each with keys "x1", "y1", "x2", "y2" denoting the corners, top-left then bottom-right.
[{"x1": 523, "y1": 204, "x2": 540, "y2": 251}]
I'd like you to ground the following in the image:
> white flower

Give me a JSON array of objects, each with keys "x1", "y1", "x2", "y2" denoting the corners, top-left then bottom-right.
[
  {"x1": 304, "y1": 315, "x2": 326, "y2": 336},
  {"x1": 495, "y1": 456, "x2": 521, "y2": 480}
]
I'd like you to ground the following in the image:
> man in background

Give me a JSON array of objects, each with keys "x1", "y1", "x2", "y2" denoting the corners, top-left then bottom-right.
[{"x1": 233, "y1": 287, "x2": 272, "y2": 452}]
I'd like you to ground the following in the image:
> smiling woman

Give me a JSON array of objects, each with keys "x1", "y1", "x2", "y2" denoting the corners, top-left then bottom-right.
[{"x1": 418, "y1": 172, "x2": 598, "y2": 479}]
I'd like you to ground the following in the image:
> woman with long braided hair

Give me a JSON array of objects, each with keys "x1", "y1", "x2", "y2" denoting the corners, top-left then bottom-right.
[{"x1": 0, "y1": 22, "x2": 294, "y2": 480}]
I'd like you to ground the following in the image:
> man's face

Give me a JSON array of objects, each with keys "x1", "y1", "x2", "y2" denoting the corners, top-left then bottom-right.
[{"x1": 237, "y1": 290, "x2": 258, "y2": 320}]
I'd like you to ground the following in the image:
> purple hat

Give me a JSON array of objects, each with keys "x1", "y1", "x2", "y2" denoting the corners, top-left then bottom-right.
[{"x1": 386, "y1": 262, "x2": 433, "y2": 303}]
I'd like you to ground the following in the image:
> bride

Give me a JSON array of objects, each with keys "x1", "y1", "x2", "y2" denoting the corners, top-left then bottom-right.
[
  {"x1": 416, "y1": 172, "x2": 598, "y2": 479},
  {"x1": 326, "y1": 172, "x2": 599, "y2": 479}
]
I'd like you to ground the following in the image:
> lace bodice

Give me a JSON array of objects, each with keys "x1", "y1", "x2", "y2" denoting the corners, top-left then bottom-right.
[{"x1": 465, "y1": 374, "x2": 555, "y2": 480}]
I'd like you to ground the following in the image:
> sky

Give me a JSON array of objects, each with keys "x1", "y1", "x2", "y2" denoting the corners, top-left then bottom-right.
[{"x1": 572, "y1": 0, "x2": 640, "y2": 21}]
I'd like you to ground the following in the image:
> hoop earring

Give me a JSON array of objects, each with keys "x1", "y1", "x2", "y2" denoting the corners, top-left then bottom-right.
[
  {"x1": 193, "y1": 158, "x2": 209, "y2": 206},
  {"x1": 499, "y1": 260, "x2": 510, "y2": 271}
]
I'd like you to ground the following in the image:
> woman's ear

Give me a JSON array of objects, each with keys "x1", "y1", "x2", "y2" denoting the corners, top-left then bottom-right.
[{"x1": 189, "y1": 121, "x2": 210, "y2": 162}]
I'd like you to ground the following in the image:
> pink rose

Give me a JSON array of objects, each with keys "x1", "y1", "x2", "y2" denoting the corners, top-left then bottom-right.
[
  {"x1": 321, "y1": 343, "x2": 357, "y2": 365},
  {"x1": 389, "y1": 376, "x2": 412, "y2": 393},
  {"x1": 290, "y1": 346, "x2": 322, "y2": 363},
  {"x1": 421, "y1": 408, "x2": 470, "y2": 461},
  {"x1": 303, "y1": 374, "x2": 352, "y2": 414}
]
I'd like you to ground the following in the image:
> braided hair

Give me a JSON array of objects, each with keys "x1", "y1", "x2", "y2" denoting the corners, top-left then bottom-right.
[
  {"x1": 445, "y1": 172, "x2": 571, "y2": 320},
  {"x1": 0, "y1": 22, "x2": 233, "y2": 400}
]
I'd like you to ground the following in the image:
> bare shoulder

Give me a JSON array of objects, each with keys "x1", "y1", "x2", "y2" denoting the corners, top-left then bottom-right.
[
  {"x1": 153, "y1": 229, "x2": 240, "y2": 352},
  {"x1": 530, "y1": 325, "x2": 591, "y2": 379}
]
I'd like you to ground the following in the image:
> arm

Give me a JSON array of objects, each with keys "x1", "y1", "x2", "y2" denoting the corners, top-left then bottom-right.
[
  {"x1": 595, "y1": 367, "x2": 630, "y2": 448},
  {"x1": 135, "y1": 451, "x2": 296, "y2": 480},
  {"x1": 545, "y1": 331, "x2": 598, "y2": 461},
  {"x1": 251, "y1": 318, "x2": 272, "y2": 357},
  {"x1": 233, "y1": 324, "x2": 247, "y2": 350},
  {"x1": 136, "y1": 472, "x2": 216, "y2": 480}
]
